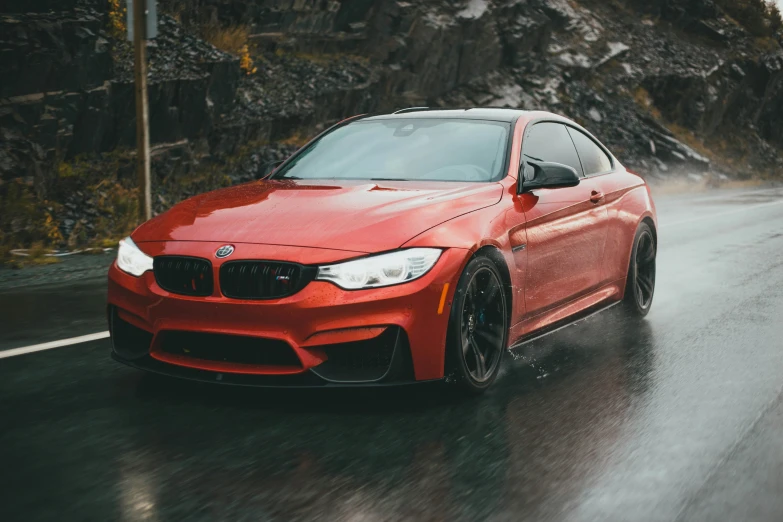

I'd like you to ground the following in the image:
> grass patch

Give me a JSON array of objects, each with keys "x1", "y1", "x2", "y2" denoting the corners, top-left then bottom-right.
[
  {"x1": 666, "y1": 123, "x2": 714, "y2": 159},
  {"x1": 1, "y1": 242, "x2": 61, "y2": 268},
  {"x1": 754, "y1": 36, "x2": 781, "y2": 52},
  {"x1": 97, "y1": 238, "x2": 121, "y2": 249},
  {"x1": 272, "y1": 48, "x2": 371, "y2": 67},
  {"x1": 202, "y1": 24, "x2": 257, "y2": 74},
  {"x1": 27, "y1": 242, "x2": 60, "y2": 265},
  {"x1": 203, "y1": 25, "x2": 249, "y2": 53},
  {"x1": 632, "y1": 87, "x2": 663, "y2": 119},
  {"x1": 1, "y1": 151, "x2": 141, "y2": 260},
  {"x1": 0, "y1": 180, "x2": 63, "y2": 252},
  {"x1": 92, "y1": 180, "x2": 140, "y2": 245},
  {"x1": 278, "y1": 132, "x2": 311, "y2": 148}
]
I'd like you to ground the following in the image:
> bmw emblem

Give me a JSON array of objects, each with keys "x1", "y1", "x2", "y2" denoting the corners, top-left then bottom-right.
[{"x1": 215, "y1": 245, "x2": 235, "y2": 259}]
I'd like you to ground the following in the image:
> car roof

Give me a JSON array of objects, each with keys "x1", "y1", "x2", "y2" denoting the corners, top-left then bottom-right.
[
  {"x1": 363, "y1": 108, "x2": 529, "y2": 123},
  {"x1": 360, "y1": 108, "x2": 617, "y2": 167}
]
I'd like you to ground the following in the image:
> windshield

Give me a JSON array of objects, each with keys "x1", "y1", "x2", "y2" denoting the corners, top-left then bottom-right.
[{"x1": 273, "y1": 118, "x2": 511, "y2": 182}]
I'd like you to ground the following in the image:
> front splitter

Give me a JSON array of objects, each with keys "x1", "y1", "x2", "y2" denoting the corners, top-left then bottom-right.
[{"x1": 112, "y1": 353, "x2": 443, "y2": 389}]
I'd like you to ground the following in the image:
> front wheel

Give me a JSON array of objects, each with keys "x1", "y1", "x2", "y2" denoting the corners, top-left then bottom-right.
[
  {"x1": 623, "y1": 222, "x2": 657, "y2": 317},
  {"x1": 446, "y1": 256, "x2": 509, "y2": 393}
]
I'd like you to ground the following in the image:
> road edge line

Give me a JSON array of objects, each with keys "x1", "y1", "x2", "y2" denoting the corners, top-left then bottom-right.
[{"x1": 0, "y1": 331, "x2": 110, "y2": 359}]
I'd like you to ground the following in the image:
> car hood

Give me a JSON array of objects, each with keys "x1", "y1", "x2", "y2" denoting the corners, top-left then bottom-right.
[{"x1": 133, "y1": 179, "x2": 503, "y2": 253}]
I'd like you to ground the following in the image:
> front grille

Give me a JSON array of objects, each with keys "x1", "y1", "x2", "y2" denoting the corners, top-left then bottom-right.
[
  {"x1": 157, "y1": 331, "x2": 301, "y2": 368},
  {"x1": 220, "y1": 260, "x2": 314, "y2": 300},
  {"x1": 153, "y1": 256, "x2": 213, "y2": 296}
]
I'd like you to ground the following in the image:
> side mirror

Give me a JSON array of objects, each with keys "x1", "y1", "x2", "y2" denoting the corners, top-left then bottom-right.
[{"x1": 517, "y1": 160, "x2": 580, "y2": 193}]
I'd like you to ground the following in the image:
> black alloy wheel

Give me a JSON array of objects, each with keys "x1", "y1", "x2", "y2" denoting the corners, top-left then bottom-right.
[
  {"x1": 447, "y1": 256, "x2": 508, "y2": 393},
  {"x1": 624, "y1": 222, "x2": 656, "y2": 317}
]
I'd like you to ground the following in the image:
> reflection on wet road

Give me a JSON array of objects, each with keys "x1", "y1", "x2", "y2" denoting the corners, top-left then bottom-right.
[{"x1": 2, "y1": 186, "x2": 783, "y2": 521}]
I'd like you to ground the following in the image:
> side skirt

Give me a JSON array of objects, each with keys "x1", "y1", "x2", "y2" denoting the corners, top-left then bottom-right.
[{"x1": 508, "y1": 300, "x2": 621, "y2": 350}]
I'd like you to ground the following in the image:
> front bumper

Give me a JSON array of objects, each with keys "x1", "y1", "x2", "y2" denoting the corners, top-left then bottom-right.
[{"x1": 107, "y1": 243, "x2": 468, "y2": 385}]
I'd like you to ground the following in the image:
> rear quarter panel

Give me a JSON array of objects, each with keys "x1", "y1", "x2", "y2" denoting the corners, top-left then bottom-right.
[{"x1": 601, "y1": 170, "x2": 657, "y2": 283}]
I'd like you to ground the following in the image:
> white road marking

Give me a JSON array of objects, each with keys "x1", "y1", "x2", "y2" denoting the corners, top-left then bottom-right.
[
  {"x1": 0, "y1": 331, "x2": 110, "y2": 359},
  {"x1": 660, "y1": 198, "x2": 783, "y2": 229}
]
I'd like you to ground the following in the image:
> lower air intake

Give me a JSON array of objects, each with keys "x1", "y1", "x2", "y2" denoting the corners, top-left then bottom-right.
[
  {"x1": 157, "y1": 331, "x2": 302, "y2": 368},
  {"x1": 109, "y1": 307, "x2": 153, "y2": 360}
]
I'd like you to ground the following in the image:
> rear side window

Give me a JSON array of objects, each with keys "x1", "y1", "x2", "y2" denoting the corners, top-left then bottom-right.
[
  {"x1": 522, "y1": 122, "x2": 584, "y2": 177},
  {"x1": 567, "y1": 127, "x2": 613, "y2": 176}
]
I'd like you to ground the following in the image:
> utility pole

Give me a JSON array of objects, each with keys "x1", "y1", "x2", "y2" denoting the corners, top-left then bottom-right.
[{"x1": 130, "y1": 0, "x2": 154, "y2": 221}]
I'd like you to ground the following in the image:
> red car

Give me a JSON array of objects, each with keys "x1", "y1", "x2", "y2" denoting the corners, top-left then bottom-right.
[{"x1": 108, "y1": 108, "x2": 657, "y2": 392}]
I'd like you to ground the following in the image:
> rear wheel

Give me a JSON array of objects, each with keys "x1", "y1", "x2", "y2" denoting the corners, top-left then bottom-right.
[
  {"x1": 446, "y1": 256, "x2": 508, "y2": 393},
  {"x1": 623, "y1": 222, "x2": 656, "y2": 317}
]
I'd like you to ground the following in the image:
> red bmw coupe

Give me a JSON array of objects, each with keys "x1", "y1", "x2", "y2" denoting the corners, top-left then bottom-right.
[{"x1": 108, "y1": 108, "x2": 657, "y2": 392}]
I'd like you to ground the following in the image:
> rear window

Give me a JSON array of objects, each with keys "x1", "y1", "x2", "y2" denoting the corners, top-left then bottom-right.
[
  {"x1": 567, "y1": 127, "x2": 613, "y2": 176},
  {"x1": 274, "y1": 118, "x2": 511, "y2": 182}
]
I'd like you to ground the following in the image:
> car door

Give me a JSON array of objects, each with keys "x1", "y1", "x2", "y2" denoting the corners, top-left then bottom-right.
[
  {"x1": 517, "y1": 122, "x2": 609, "y2": 317},
  {"x1": 565, "y1": 126, "x2": 620, "y2": 285}
]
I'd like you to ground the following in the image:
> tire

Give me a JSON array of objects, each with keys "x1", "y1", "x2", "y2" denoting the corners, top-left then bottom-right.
[
  {"x1": 623, "y1": 222, "x2": 657, "y2": 317},
  {"x1": 446, "y1": 255, "x2": 509, "y2": 393}
]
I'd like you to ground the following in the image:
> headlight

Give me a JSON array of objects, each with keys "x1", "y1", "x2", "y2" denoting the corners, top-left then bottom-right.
[
  {"x1": 316, "y1": 248, "x2": 442, "y2": 290},
  {"x1": 117, "y1": 237, "x2": 153, "y2": 277}
]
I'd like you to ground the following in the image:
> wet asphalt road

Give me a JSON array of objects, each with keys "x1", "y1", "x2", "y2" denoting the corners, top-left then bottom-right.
[{"x1": 2, "y1": 185, "x2": 783, "y2": 521}]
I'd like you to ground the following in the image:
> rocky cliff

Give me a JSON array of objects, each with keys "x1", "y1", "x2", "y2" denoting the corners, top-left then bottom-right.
[{"x1": 1, "y1": 0, "x2": 782, "y2": 253}]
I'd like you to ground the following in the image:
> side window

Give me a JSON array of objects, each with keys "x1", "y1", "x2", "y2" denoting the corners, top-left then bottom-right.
[
  {"x1": 567, "y1": 127, "x2": 613, "y2": 176},
  {"x1": 522, "y1": 122, "x2": 584, "y2": 177}
]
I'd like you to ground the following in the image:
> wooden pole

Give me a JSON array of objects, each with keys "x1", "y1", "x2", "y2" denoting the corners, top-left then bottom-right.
[{"x1": 133, "y1": 0, "x2": 152, "y2": 221}]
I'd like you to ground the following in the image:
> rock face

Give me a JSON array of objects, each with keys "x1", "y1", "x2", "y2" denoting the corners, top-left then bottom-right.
[{"x1": 1, "y1": 0, "x2": 782, "y2": 249}]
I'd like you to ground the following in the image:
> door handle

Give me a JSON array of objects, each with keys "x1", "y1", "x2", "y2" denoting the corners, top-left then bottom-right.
[{"x1": 590, "y1": 190, "x2": 604, "y2": 204}]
